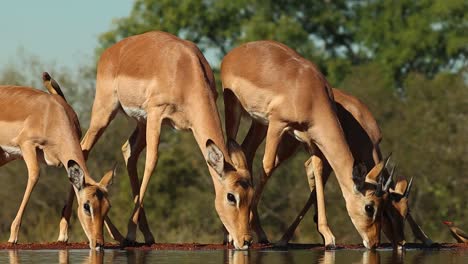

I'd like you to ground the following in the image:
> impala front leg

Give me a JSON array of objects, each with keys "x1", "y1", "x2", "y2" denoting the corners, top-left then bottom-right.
[
  {"x1": 309, "y1": 155, "x2": 335, "y2": 248},
  {"x1": 9, "y1": 144, "x2": 40, "y2": 244},
  {"x1": 125, "y1": 109, "x2": 162, "y2": 244},
  {"x1": 251, "y1": 120, "x2": 285, "y2": 243}
]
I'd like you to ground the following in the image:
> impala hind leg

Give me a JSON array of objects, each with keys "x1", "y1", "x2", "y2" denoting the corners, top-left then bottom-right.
[
  {"x1": 57, "y1": 185, "x2": 74, "y2": 242},
  {"x1": 223, "y1": 89, "x2": 243, "y2": 141},
  {"x1": 308, "y1": 155, "x2": 335, "y2": 248},
  {"x1": 124, "y1": 109, "x2": 162, "y2": 244},
  {"x1": 9, "y1": 145, "x2": 40, "y2": 244},
  {"x1": 277, "y1": 153, "x2": 332, "y2": 246},
  {"x1": 240, "y1": 121, "x2": 267, "y2": 242},
  {"x1": 407, "y1": 213, "x2": 433, "y2": 246},
  {"x1": 246, "y1": 132, "x2": 299, "y2": 244},
  {"x1": 122, "y1": 123, "x2": 155, "y2": 244},
  {"x1": 241, "y1": 121, "x2": 267, "y2": 173}
]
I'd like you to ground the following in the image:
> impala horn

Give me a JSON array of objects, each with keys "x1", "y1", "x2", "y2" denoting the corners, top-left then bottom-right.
[
  {"x1": 403, "y1": 177, "x2": 413, "y2": 198},
  {"x1": 383, "y1": 165, "x2": 396, "y2": 192}
]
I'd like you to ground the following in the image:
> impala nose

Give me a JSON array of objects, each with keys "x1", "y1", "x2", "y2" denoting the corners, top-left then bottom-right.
[{"x1": 244, "y1": 240, "x2": 251, "y2": 247}]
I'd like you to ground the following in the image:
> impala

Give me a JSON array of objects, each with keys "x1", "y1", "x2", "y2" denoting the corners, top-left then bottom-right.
[
  {"x1": 268, "y1": 88, "x2": 432, "y2": 248},
  {"x1": 77, "y1": 31, "x2": 254, "y2": 249},
  {"x1": 221, "y1": 41, "x2": 388, "y2": 249},
  {"x1": 0, "y1": 73, "x2": 115, "y2": 250}
]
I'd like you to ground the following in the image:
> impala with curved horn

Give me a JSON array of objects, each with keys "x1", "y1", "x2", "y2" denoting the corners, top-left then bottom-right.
[
  {"x1": 77, "y1": 31, "x2": 254, "y2": 249},
  {"x1": 278, "y1": 89, "x2": 431, "y2": 248},
  {"x1": 0, "y1": 73, "x2": 116, "y2": 250},
  {"x1": 221, "y1": 41, "x2": 388, "y2": 248}
]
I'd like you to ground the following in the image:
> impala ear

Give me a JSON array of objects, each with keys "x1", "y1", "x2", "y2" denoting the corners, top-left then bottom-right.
[
  {"x1": 365, "y1": 161, "x2": 385, "y2": 186},
  {"x1": 352, "y1": 162, "x2": 367, "y2": 193},
  {"x1": 100, "y1": 163, "x2": 116, "y2": 188},
  {"x1": 227, "y1": 139, "x2": 248, "y2": 170},
  {"x1": 67, "y1": 160, "x2": 85, "y2": 191},
  {"x1": 365, "y1": 154, "x2": 391, "y2": 185},
  {"x1": 206, "y1": 139, "x2": 225, "y2": 177}
]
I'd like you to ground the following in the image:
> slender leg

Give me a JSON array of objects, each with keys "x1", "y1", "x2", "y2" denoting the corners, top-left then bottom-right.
[
  {"x1": 104, "y1": 216, "x2": 124, "y2": 243},
  {"x1": 80, "y1": 78, "x2": 119, "y2": 160},
  {"x1": 250, "y1": 120, "x2": 286, "y2": 243},
  {"x1": 278, "y1": 152, "x2": 332, "y2": 245},
  {"x1": 125, "y1": 109, "x2": 162, "y2": 243},
  {"x1": 241, "y1": 121, "x2": 267, "y2": 173},
  {"x1": 121, "y1": 123, "x2": 155, "y2": 244},
  {"x1": 223, "y1": 89, "x2": 243, "y2": 141},
  {"x1": 8, "y1": 145, "x2": 40, "y2": 243},
  {"x1": 247, "y1": 133, "x2": 300, "y2": 245},
  {"x1": 310, "y1": 155, "x2": 335, "y2": 248},
  {"x1": 407, "y1": 213, "x2": 433, "y2": 246},
  {"x1": 277, "y1": 154, "x2": 318, "y2": 245},
  {"x1": 222, "y1": 226, "x2": 231, "y2": 245},
  {"x1": 57, "y1": 185, "x2": 74, "y2": 242}
]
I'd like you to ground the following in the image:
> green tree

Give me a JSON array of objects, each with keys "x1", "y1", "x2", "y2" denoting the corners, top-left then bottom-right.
[{"x1": 98, "y1": 0, "x2": 467, "y2": 86}]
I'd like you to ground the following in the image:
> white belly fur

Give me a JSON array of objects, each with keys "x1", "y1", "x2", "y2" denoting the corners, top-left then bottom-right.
[
  {"x1": 249, "y1": 111, "x2": 269, "y2": 125},
  {"x1": 0, "y1": 145, "x2": 22, "y2": 159},
  {"x1": 122, "y1": 106, "x2": 147, "y2": 122}
]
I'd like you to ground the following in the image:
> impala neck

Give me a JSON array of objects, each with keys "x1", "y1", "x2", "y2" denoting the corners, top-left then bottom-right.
[
  {"x1": 190, "y1": 101, "x2": 232, "y2": 192},
  {"x1": 312, "y1": 112, "x2": 355, "y2": 200},
  {"x1": 58, "y1": 136, "x2": 95, "y2": 185}
]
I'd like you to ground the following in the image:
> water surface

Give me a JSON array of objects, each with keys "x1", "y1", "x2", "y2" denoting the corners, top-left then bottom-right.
[{"x1": 1, "y1": 248, "x2": 466, "y2": 263}]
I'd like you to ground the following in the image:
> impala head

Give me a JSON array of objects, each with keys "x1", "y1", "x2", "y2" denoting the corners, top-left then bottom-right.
[
  {"x1": 206, "y1": 139, "x2": 254, "y2": 250},
  {"x1": 348, "y1": 155, "x2": 392, "y2": 249},
  {"x1": 67, "y1": 160, "x2": 115, "y2": 250},
  {"x1": 383, "y1": 171, "x2": 413, "y2": 248}
]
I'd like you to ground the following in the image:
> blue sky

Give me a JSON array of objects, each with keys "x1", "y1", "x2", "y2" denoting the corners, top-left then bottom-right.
[{"x1": 0, "y1": 1, "x2": 133, "y2": 71}]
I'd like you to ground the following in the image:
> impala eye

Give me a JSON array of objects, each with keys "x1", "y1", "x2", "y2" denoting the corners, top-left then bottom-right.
[
  {"x1": 227, "y1": 193, "x2": 237, "y2": 205},
  {"x1": 365, "y1": 204, "x2": 374, "y2": 217},
  {"x1": 83, "y1": 203, "x2": 91, "y2": 215}
]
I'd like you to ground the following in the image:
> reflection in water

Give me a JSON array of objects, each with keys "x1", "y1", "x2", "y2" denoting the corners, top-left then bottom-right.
[
  {"x1": 362, "y1": 250, "x2": 380, "y2": 264},
  {"x1": 8, "y1": 250, "x2": 18, "y2": 264},
  {"x1": 125, "y1": 250, "x2": 147, "y2": 264},
  {"x1": 385, "y1": 249, "x2": 404, "y2": 264},
  {"x1": 227, "y1": 250, "x2": 249, "y2": 264},
  {"x1": 318, "y1": 251, "x2": 335, "y2": 264},
  {"x1": 85, "y1": 250, "x2": 104, "y2": 264},
  {"x1": 3, "y1": 247, "x2": 466, "y2": 264},
  {"x1": 58, "y1": 250, "x2": 69, "y2": 264}
]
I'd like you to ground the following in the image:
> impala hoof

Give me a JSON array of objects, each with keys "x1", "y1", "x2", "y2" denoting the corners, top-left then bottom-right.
[
  {"x1": 424, "y1": 239, "x2": 434, "y2": 247},
  {"x1": 325, "y1": 243, "x2": 336, "y2": 250},
  {"x1": 121, "y1": 238, "x2": 138, "y2": 248},
  {"x1": 274, "y1": 240, "x2": 289, "y2": 248},
  {"x1": 144, "y1": 238, "x2": 155, "y2": 245}
]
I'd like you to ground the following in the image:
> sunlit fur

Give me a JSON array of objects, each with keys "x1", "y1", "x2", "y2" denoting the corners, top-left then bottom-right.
[
  {"x1": 221, "y1": 41, "x2": 386, "y2": 248},
  {"x1": 208, "y1": 140, "x2": 254, "y2": 249},
  {"x1": 80, "y1": 32, "x2": 254, "y2": 249},
  {"x1": 0, "y1": 82, "x2": 114, "y2": 250},
  {"x1": 76, "y1": 185, "x2": 111, "y2": 249}
]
